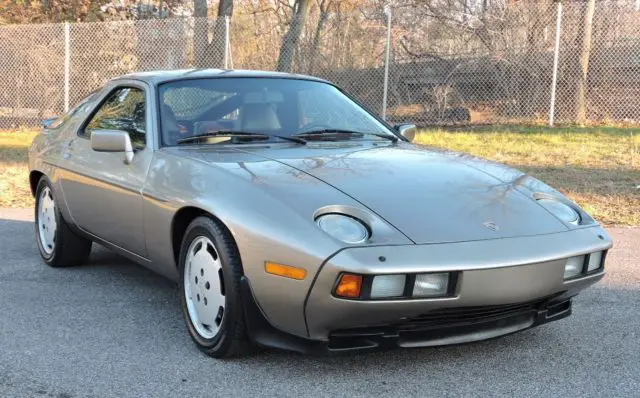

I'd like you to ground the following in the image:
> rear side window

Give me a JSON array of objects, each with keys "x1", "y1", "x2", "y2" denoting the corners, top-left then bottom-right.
[
  {"x1": 83, "y1": 87, "x2": 146, "y2": 150},
  {"x1": 49, "y1": 90, "x2": 99, "y2": 130}
]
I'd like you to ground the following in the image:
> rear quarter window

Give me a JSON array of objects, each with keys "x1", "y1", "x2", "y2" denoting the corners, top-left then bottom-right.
[{"x1": 48, "y1": 90, "x2": 100, "y2": 130}]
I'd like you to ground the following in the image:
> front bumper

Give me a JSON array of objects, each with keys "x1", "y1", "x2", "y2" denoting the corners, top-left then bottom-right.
[
  {"x1": 242, "y1": 277, "x2": 575, "y2": 354},
  {"x1": 245, "y1": 226, "x2": 611, "y2": 353},
  {"x1": 304, "y1": 226, "x2": 610, "y2": 341}
]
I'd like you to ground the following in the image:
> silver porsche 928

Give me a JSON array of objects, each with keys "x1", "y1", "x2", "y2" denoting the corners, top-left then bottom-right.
[{"x1": 28, "y1": 69, "x2": 612, "y2": 357}]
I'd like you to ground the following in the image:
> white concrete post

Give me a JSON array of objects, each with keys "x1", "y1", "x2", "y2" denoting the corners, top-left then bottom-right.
[
  {"x1": 549, "y1": 2, "x2": 562, "y2": 127},
  {"x1": 64, "y1": 22, "x2": 70, "y2": 112},
  {"x1": 382, "y1": 6, "x2": 392, "y2": 120}
]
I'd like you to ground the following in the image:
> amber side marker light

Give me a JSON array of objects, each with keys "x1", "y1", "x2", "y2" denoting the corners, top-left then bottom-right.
[
  {"x1": 264, "y1": 262, "x2": 307, "y2": 280},
  {"x1": 335, "y1": 274, "x2": 363, "y2": 298}
]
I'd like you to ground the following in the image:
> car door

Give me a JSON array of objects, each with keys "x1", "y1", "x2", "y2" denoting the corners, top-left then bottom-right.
[{"x1": 59, "y1": 82, "x2": 153, "y2": 257}]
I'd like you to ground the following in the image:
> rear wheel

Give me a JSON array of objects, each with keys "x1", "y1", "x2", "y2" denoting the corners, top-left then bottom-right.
[
  {"x1": 34, "y1": 177, "x2": 92, "y2": 267},
  {"x1": 179, "y1": 216, "x2": 249, "y2": 357}
]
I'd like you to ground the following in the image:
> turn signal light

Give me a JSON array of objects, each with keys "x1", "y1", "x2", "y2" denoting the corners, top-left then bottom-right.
[
  {"x1": 264, "y1": 262, "x2": 307, "y2": 280},
  {"x1": 335, "y1": 274, "x2": 363, "y2": 298}
]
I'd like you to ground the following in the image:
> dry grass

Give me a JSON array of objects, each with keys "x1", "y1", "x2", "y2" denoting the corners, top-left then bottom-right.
[
  {"x1": 0, "y1": 129, "x2": 37, "y2": 208},
  {"x1": 415, "y1": 125, "x2": 639, "y2": 226},
  {"x1": 1, "y1": 126, "x2": 638, "y2": 225}
]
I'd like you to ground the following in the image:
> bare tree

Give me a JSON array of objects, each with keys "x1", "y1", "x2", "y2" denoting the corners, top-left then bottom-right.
[
  {"x1": 277, "y1": 0, "x2": 311, "y2": 72},
  {"x1": 308, "y1": 0, "x2": 332, "y2": 74},
  {"x1": 193, "y1": 0, "x2": 208, "y2": 67},
  {"x1": 194, "y1": 0, "x2": 234, "y2": 68},
  {"x1": 210, "y1": 0, "x2": 234, "y2": 67},
  {"x1": 575, "y1": 0, "x2": 595, "y2": 124}
]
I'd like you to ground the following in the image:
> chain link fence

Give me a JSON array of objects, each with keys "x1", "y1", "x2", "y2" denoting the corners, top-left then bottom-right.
[{"x1": 0, "y1": 2, "x2": 638, "y2": 128}]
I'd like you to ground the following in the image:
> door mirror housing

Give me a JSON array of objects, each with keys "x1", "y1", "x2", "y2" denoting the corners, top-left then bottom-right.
[
  {"x1": 90, "y1": 129, "x2": 134, "y2": 164},
  {"x1": 41, "y1": 117, "x2": 58, "y2": 129},
  {"x1": 395, "y1": 124, "x2": 417, "y2": 142}
]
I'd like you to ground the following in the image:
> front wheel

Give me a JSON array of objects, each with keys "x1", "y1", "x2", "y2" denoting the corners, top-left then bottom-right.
[
  {"x1": 34, "y1": 177, "x2": 92, "y2": 267},
  {"x1": 178, "y1": 216, "x2": 250, "y2": 357}
]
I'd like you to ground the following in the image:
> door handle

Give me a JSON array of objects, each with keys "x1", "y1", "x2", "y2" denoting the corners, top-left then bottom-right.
[{"x1": 63, "y1": 139, "x2": 75, "y2": 159}]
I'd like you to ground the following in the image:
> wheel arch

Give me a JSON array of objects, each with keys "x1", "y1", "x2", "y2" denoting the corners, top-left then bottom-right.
[
  {"x1": 29, "y1": 170, "x2": 45, "y2": 197},
  {"x1": 171, "y1": 206, "x2": 242, "y2": 273}
]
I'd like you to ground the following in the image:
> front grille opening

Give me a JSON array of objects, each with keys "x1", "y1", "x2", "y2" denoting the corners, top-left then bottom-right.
[
  {"x1": 396, "y1": 301, "x2": 542, "y2": 331},
  {"x1": 326, "y1": 297, "x2": 570, "y2": 351}
]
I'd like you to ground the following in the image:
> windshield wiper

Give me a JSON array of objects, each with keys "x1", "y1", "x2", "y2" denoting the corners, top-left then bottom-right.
[
  {"x1": 176, "y1": 131, "x2": 306, "y2": 145},
  {"x1": 293, "y1": 129, "x2": 398, "y2": 143}
]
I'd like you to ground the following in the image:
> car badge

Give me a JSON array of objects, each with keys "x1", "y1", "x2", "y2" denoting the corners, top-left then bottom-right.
[{"x1": 483, "y1": 221, "x2": 499, "y2": 231}]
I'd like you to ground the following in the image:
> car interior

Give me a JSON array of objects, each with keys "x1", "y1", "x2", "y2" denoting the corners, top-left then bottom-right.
[{"x1": 161, "y1": 90, "x2": 292, "y2": 146}]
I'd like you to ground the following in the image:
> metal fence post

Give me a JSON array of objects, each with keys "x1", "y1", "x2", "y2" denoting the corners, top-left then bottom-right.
[
  {"x1": 64, "y1": 21, "x2": 70, "y2": 112},
  {"x1": 227, "y1": 18, "x2": 234, "y2": 69},
  {"x1": 224, "y1": 16, "x2": 230, "y2": 69},
  {"x1": 548, "y1": 1, "x2": 562, "y2": 127},
  {"x1": 382, "y1": 6, "x2": 392, "y2": 120}
]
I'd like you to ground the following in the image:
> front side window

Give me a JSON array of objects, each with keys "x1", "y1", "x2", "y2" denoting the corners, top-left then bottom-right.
[
  {"x1": 84, "y1": 87, "x2": 146, "y2": 150},
  {"x1": 158, "y1": 78, "x2": 395, "y2": 146}
]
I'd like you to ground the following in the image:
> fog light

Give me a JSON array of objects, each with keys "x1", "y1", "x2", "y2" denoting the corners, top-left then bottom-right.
[
  {"x1": 413, "y1": 273, "x2": 449, "y2": 297},
  {"x1": 564, "y1": 256, "x2": 585, "y2": 279},
  {"x1": 587, "y1": 251, "x2": 603, "y2": 272},
  {"x1": 370, "y1": 275, "x2": 406, "y2": 298}
]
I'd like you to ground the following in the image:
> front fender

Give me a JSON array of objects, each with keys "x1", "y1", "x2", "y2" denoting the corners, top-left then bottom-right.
[{"x1": 142, "y1": 149, "x2": 411, "y2": 337}]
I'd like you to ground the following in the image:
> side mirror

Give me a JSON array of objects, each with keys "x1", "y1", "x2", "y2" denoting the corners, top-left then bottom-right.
[
  {"x1": 395, "y1": 124, "x2": 417, "y2": 142},
  {"x1": 91, "y1": 129, "x2": 134, "y2": 164},
  {"x1": 41, "y1": 117, "x2": 58, "y2": 129}
]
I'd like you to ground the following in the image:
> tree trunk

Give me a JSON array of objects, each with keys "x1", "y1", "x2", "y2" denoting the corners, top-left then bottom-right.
[
  {"x1": 194, "y1": 0, "x2": 234, "y2": 68},
  {"x1": 193, "y1": 0, "x2": 209, "y2": 68},
  {"x1": 575, "y1": 0, "x2": 596, "y2": 125},
  {"x1": 308, "y1": 4, "x2": 329, "y2": 74},
  {"x1": 276, "y1": 0, "x2": 311, "y2": 72}
]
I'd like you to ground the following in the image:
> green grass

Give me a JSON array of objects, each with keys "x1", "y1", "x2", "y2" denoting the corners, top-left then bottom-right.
[
  {"x1": 1, "y1": 126, "x2": 638, "y2": 225},
  {"x1": 415, "y1": 125, "x2": 639, "y2": 226}
]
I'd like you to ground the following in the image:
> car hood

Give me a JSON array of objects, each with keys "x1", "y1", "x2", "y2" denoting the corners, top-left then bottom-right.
[{"x1": 243, "y1": 142, "x2": 569, "y2": 244}]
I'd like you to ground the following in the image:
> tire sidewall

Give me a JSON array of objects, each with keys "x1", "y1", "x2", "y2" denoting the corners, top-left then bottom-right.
[
  {"x1": 178, "y1": 218, "x2": 243, "y2": 355},
  {"x1": 34, "y1": 177, "x2": 58, "y2": 263}
]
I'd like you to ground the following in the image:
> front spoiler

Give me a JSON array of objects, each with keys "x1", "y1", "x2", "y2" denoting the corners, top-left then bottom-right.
[
  {"x1": 241, "y1": 277, "x2": 573, "y2": 355},
  {"x1": 328, "y1": 297, "x2": 572, "y2": 351}
]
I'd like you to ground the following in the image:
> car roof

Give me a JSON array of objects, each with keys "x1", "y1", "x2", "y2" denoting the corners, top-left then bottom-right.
[{"x1": 115, "y1": 69, "x2": 331, "y2": 86}]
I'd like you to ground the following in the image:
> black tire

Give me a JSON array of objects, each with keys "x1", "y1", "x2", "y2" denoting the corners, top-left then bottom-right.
[
  {"x1": 34, "y1": 177, "x2": 92, "y2": 267},
  {"x1": 178, "y1": 216, "x2": 250, "y2": 358}
]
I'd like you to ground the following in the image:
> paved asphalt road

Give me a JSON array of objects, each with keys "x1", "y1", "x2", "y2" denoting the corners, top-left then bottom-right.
[{"x1": 0, "y1": 208, "x2": 638, "y2": 398}]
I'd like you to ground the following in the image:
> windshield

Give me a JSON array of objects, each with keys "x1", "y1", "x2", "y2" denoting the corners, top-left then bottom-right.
[{"x1": 158, "y1": 78, "x2": 396, "y2": 146}]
